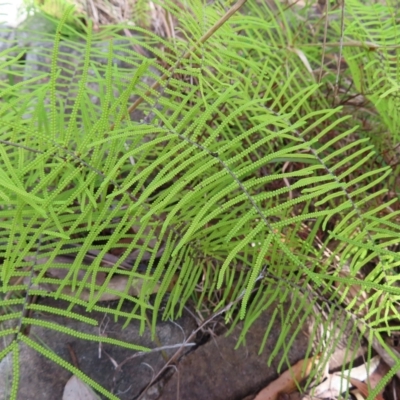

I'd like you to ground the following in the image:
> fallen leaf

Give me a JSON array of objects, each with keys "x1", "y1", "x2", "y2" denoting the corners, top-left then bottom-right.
[
  {"x1": 350, "y1": 378, "x2": 385, "y2": 400},
  {"x1": 351, "y1": 389, "x2": 366, "y2": 400},
  {"x1": 365, "y1": 357, "x2": 390, "y2": 390},
  {"x1": 348, "y1": 358, "x2": 390, "y2": 400},
  {"x1": 312, "y1": 356, "x2": 380, "y2": 398},
  {"x1": 62, "y1": 375, "x2": 100, "y2": 400},
  {"x1": 255, "y1": 355, "x2": 320, "y2": 400}
]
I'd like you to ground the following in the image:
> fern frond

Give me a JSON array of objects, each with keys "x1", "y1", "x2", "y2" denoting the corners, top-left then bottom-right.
[{"x1": 1, "y1": 0, "x2": 400, "y2": 397}]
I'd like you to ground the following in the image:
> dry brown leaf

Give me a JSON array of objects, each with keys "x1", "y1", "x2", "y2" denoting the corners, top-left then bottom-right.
[
  {"x1": 62, "y1": 375, "x2": 100, "y2": 400},
  {"x1": 348, "y1": 359, "x2": 390, "y2": 400},
  {"x1": 366, "y1": 359, "x2": 390, "y2": 392},
  {"x1": 349, "y1": 378, "x2": 385, "y2": 400},
  {"x1": 312, "y1": 356, "x2": 380, "y2": 398},
  {"x1": 254, "y1": 355, "x2": 320, "y2": 400}
]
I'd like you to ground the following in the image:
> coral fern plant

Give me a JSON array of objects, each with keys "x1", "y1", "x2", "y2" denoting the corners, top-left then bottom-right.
[{"x1": 1, "y1": 0, "x2": 400, "y2": 398}]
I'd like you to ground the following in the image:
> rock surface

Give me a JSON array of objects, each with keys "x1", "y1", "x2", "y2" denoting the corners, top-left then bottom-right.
[
  {"x1": 159, "y1": 305, "x2": 310, "y2": 400},
  {"x1": 1, "y1": 295, "x2": 310, "y2": 400}
]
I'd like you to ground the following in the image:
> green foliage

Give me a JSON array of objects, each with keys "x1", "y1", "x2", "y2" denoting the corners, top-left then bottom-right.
[{"x1": 0, "y1": 0, "x2": 400, "y2": 397}]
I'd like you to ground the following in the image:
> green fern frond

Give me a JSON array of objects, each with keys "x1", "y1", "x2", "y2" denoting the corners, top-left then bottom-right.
[{"x1": 0, "y1": 0, "x2": 400, "y2": 397}]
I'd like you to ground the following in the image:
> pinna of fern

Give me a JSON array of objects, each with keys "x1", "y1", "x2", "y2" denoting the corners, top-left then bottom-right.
[{"x1": 0, "y1": 0, "x2": 399, "y2": 398}]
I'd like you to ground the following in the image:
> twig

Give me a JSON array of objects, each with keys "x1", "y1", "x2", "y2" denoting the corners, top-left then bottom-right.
[
  {"x1": 67, "y1": 343, "x2": 80, "y2": 369},
  {"x1": 135, "y1": 285, "x2": 255, "y2": 400}
]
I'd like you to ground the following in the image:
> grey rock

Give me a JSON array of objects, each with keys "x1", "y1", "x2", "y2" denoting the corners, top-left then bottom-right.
[
  {"x1": 159, "y1": 303, "x2": 310, "y2": 400},
  {"x1": 9, "y1": 297, "x2": 197, "y2": 400}
]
